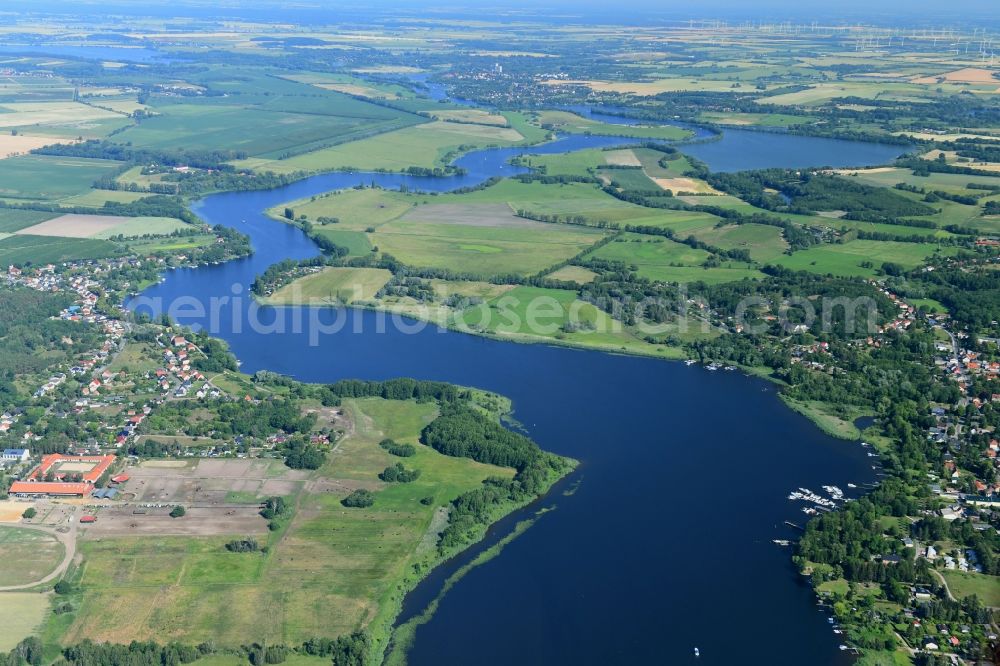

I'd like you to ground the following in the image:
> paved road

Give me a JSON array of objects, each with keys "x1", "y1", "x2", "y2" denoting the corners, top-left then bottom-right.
[{"x1": 0, "y1": 509, "x2": 78, "y2": 592}]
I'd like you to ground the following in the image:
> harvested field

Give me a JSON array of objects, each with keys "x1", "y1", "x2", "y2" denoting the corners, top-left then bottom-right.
[
  {"x1": 0, "y1": 133, "x2": 66, "y2": 158},
  {"x1": 432, "y1": 110, "x2": 509, "y2": 126},
  {"x1": 399, "y1": 203, "x2": 536, "y2": 227},
  {"x1": 604, "y1": 149, "x2": 642, "y2": 166},
  {"x1": 650, "y1": 177, "x2": 721, "y2": 194},
  {"x1": 912, "y1": 67, "x2": 999, "y2": 84},
  {"x1": 264, "y1": 267, "x2": 392, "y2": 305},
  {"x1": 17, "y1": 214, "x2": 186, "y2": 239}
]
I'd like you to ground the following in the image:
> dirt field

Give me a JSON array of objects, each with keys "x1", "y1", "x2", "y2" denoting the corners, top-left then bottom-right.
[
  {"x1": 604, "y1": 149, "x2": 642, "y2": 166},
  {"x1": 0, "y1": 501, "x2": 30, "y2": 523},
  {"x1": 399, "y1": 203, "x2": 542, "y2": 228},
  {"x1": 432, "y1": 110, "x2": 510, "y2": 126},
  {"x1": 651, "y1": 176, "x2": 721, "y2": 195},
  {"x1": 0, "y1": 134, "x2": 66, "y2": 159},
  {"x1": 17, "y1": 214, "x2": 143, "y2": 238},
  {"x1": 912, "y1": 67, "x2": 999, "y2": 84},
  {"x1": 120, "y1": 458, "x2": 308, "y2": 505},
  {"x1": 80, "y1": 505, "x2": 267, "y2": 537},
  {"x1": 57, "y1": 461, "x2": 99, "y2": 473}
]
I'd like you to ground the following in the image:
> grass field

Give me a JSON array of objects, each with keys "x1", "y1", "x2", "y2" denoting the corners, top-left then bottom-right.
[
  {"x1": 264, "y1": 267, "x2": 392, "y2": 304},
  {"x1": 372, "y1": 218, "x2": 605, "y2": 276},
  {"x1": 0, "y1": 155, "x2": 123, "y2": 201},
  {"x1": 278, "y1": 184, "x2": 612, "y2": 277},
  {"x1": 0, "y1": 593, "x2": 50, "y2": 650},
  {"x1": 57, "y1": 397, "x2": 513, "y2": 649},
  {"x1": 116, "y1": 99, "x2": 418, "y2": 160},
  {"x1": 281, "y1": 180, "x2": 667, "y2": 229},
  {"x1": 0, "y1": 101, "x2": 130, "y2": 138},
  {"x1": 584, "y1": 232, "x2": 762, "y2": 284},
  {"x1": 309, "y1": 228, "x2": 373, "y2": 256},
  {"x1": 457, "y1": 284, "x2": 671, "y2": 353},
  {"x1": 940, "y1": 571, "x2": 1000, "y2": 607},
  {"x1": 773, "y1": 240, "x2": 955, "y2": 277},
  {"x1": 0, "y1": 526, "x2": 64, "y2": 586},
  {"x1": 544, "y1": 265, "x2": 598, "y2": 283},
  {"x1": 0, "y1": 209, "x2": 59, "y2": 233},
  {"x1": 0, "y1": 234, "x2": 122, "y2": 266},
  {"x1": 237, "y1": 120, "x2": 532, "y2": 174},
  {"x1": 688, "y1": 223, "x2": 789, "y2": 262},
  {"x1": 57, "y1": 190, "x2": 151, "y2": 207}
]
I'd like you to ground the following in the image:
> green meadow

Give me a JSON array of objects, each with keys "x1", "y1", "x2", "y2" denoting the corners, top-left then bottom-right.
[
  {"x1": 0, "y1": 234, "x2": 122, "y2": 266},
  {"x1": 773, "y1": 240, "x2": 954, "y2": 277},
  {"x1": 237, "y1": 120, "x2": 534, "y2": 174},
  {"x1": 584, "y1": 232, "x2": 763, "y2": 284},
  {"x1": 0, "y1": 155, "x2": 122, "y2": 201}
]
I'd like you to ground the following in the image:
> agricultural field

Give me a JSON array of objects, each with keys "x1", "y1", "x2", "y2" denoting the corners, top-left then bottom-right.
[
  {"x1": 55, "y1": 397, "x2": 513, "y2": 648},
  {"x1": 15, "y1": 214, "x2": 188, "y2": 239},
  {"x1": 279, "y1": 72, "x2": 413, "y2": 100},
  {"x1": 0, "y1": 209, "x2": 59, "y2": 233},
  {"x1": 0, "y1": 155, "x2": 122, "y2": 201},
  {"x1": 688, "y1": 223, "x2": 789, "y2": 263},
  {"x1": 773, "y1": 240, "x2": 955, "y2": 278},
  {"x1": 263, "y1": 267, "x2": 393, "y2": 304},
  {"x1": 584, "y1": 232, "x2": 763, "y2": 284},
  {"x1": 117, "y1": 97, "x2": 419, "y2": 160},
  {"x1": 430, "y1": 109, "x2": 510, "y2": 126},
  {"x1": 530, "y1": 110, "x2": 692, "y2": 141},
  {"x1": 0, "y1": 101, "x2": 130, "y2": 138},
  {"x1": 0, "y1": 234, "x2": 121, "y2": 266},
  {"x1": 544, "y1": 265, "x2": 598, "y2": 283},
  {"x1": 371, "y1": 215, "x2": 605, "y2": 276},
  {"x1": 237, "y1": 120, "x2": 532, "y2": 174}
]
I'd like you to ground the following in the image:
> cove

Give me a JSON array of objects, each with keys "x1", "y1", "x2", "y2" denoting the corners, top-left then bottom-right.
[{"x1": 130, "y1": 131, "x2": 888, "y2": 665}]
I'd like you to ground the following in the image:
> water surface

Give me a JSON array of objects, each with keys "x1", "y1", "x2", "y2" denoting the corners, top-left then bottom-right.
[{"x1": 129, "y1": 131, "x2": 885, "y2": 665}]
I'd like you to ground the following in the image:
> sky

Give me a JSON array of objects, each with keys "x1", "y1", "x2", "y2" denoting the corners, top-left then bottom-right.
[{"x1": 7, "y1": 0, "x2": 1000, "y2": 25}]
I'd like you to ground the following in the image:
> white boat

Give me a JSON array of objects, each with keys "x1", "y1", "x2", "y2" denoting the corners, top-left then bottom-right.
[
  {"x1": 685, "y1": 359, "x2": 697, "y2": 366},
  {"x1": 694, "y1": 647, "x2": 700, "y2": 657}
]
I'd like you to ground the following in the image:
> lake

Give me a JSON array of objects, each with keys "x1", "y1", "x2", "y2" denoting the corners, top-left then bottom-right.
[{"x1": 130, "y1": 129, "x2": 890, "y2": 664}]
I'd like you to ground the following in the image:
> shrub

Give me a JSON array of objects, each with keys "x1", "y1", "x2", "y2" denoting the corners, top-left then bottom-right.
[{"x1": 341, "y1": 490, "x2": 375, "y2": 508}]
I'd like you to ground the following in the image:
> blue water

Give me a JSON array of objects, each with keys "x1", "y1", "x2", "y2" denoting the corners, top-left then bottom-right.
[
  {"x1": 0, "y1": 44, "x2": 170, "y2": 62},
  {"x1": 128, "y1": 128, "x2": 890, "y2": 664},
  {"x1": 561, "y1": 105, "x2": 908, "y2": 172}
]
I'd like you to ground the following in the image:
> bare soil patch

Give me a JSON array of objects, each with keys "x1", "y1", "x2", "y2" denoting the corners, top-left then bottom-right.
[
  {"x1": 604, "y1": 149, "x2": 641, "y2": 166},
  {"x1": 912, "y1": 67, "x2": 998, "y2": 84},
  {"x1": 80, "y1": 506, "x2": 267, "y2": 537},
  {"x1": 0, "y1": 134, "x2": 67, "y2": 159},
  {"x1": 17, "y1": 214, "x2": 131, "y2": 238}
]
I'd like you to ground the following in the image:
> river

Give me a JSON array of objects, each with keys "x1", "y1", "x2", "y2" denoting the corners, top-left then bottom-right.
[{"x1": 129, "y1": 125, "x2": 895, "y2": 664}]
